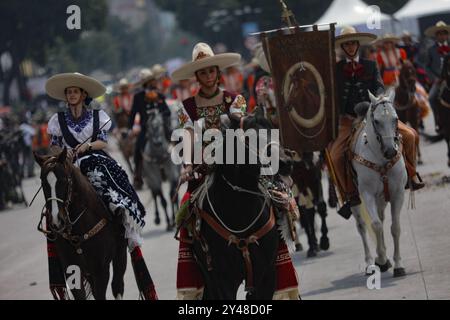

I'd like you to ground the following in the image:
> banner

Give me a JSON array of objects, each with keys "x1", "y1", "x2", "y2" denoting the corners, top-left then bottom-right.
[{"x1": 262, "y1": 26, "x2": 338, "y2": 153}]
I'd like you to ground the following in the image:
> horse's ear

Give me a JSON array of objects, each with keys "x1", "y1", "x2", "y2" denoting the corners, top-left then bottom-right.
[
  {"x1": 387, "y1": 88, "x2": 396, "y2": 103},
  {"x1": 368, "y1": 90, "x2": 377, "y2": 105},
  {"x1": 33, "y1": 152, "x2": 45, "y2": 167},
  {"x1": 58, "y1": 147, "x2": 67, "y2": 163}
]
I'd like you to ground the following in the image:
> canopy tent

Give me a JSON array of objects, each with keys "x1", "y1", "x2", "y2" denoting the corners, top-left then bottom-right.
[
  {"x1": 315, "y1": 0, "x2": 393, "y2": 35},
  {"x1": 395, "y1": 0, "x2": 450, "y2": 19},
  {"x1": 393, "y1": 0, "x2": 450, "y2": 38}
]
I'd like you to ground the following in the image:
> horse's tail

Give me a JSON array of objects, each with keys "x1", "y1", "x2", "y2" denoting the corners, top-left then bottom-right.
[{"x1": 355, "y1": 102, "x2": 370, "y2": 117}]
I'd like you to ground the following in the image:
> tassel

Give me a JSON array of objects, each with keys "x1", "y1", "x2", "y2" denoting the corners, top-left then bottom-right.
[{"x1": 130, "y1": 247, "x2": 158, "y2": 300}]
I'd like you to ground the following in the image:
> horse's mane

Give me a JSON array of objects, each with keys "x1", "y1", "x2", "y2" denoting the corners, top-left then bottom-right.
[{"x1": 355, "y1": 102, "x2": 371, "y2": 117}]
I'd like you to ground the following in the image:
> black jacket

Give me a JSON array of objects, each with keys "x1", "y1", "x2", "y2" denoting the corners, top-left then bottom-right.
[
  {"x1": 336, "y1": 58, "x2": 384, "y2": 117},
  {"x1": 128, "y1": 90, "x2": 171, "y2": 138}
]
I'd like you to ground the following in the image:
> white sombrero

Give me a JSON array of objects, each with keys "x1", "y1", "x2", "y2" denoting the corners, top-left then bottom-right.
[
  {"x1": 171, "y1": 42, "x2": 241, "y2": 81},
  {"x1": 376, "y1": 33, "x2": 401, "y2": 44},
  {"x1": 335, "y1": 26, "x2": 377, "y2": 47},
  {"x1": 135, "y1": 68, "x2": 155, "y2": 87},
  {"x1": 151, "y1": 64, "x2": 167, "y2": 79},
  {"x1": 45, "y1": 72, "x2": 106, "y2": 101},
  {"x1": 425, "y1": 21, "x2": 450, "y2": 38}
]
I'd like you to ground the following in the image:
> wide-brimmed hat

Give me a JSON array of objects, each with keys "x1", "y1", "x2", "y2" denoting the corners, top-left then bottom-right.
[
  {"x1": 376, "y1": 33, "x2": 401, "y2": 44},
  {"x1": 45, "y1": 72, "x2": 106, "y2": 101},
  {"x1": 151, "y1": 64, "x2": 167, "y2": 79},
  {"x1": 425, "y1": 21, "x2": 450, "y2": 38},
  {"x1": 335, "y1": 26, "x2": 377, "y2": 47},
  {"x1": 171, "y1": 42, "x2": 241, "y2": 81},
  {"x1": 136, "y1": 68, "x2": 155, "y2": 87},
  {"x1": 252, "y1": 43, "x2": 271, "y2": 73}
]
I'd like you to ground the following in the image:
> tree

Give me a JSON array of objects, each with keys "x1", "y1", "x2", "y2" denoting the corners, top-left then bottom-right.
[
  {"x1": 0, "y1": 0, "x2": 107, "y2": 105},
  {"x1": 154, "y1": 0, "x2": 333, "y2": 54}
]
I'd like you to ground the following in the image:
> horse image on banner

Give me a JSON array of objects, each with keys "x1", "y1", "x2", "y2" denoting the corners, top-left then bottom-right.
[{"x1": 261, "y1": 25, "x2": 338, "y2": 153}]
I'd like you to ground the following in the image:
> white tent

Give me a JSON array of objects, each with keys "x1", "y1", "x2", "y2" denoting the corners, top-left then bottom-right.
[
  {"x1": 395, "y1": 0, "x2": 450, "y2": 19},
  {"x1": 315, "y1": 0, "x2": 393, "y2": 35},
  {"x1": 393, "y1": 0, "x2": 450, "y2": 38}
]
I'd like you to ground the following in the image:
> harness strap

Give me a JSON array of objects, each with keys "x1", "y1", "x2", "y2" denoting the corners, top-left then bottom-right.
[
  {"x1": 196, "y1": 206, "x2": 275, "y2": 291},
  {"x1": 61, "y1": 218, "x2": 108, "y2": 254},
  {"x1": 350, "y1": 145, "x2": 403, "y2": 202}
]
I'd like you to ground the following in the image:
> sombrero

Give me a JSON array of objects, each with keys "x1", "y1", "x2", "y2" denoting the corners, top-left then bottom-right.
[
  {"x1": 425, "y1": 21, "x2": 450, "y2": 38},
  {"x1": 45, "y1": 72, "x2": 106, "y2": 101},
  {"x1": 171, "y1": 42, "x2": 241, "y2": 81},
  {"x1": 376, "y1": 33, "x2": 401, "y2": 44},
  {"x1": 151, "y1": 64, "x2": 167, "y2": 79},
  {"x1": 135, "y1": 68, "x2": 155, "y2": 87},
  {"x1": 335, "y1": 26, "x2": 377, "y2": 47}
]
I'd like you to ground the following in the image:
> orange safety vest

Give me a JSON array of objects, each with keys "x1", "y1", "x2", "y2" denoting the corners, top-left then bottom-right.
[
  {"x1": 377, "y1": 48, "x2": 407, "y2": 86},
  {"x1": 32, "y1": 124, "x2": 50, "y2": 150}
]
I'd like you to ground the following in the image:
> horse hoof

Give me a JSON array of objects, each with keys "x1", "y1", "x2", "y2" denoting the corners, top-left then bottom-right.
[
  {"x1": 154, "y1": 217, "x2": 161, "y2": 225},
  {"x1": 295, "y1": 243, "x2": 303, "y2": 252},
  {"x1": 393, "y1": 268, "x2": 406, "y2": 278},
  {"x1": 328, "y1": 198, "x2": 337, "y2": 209},
  {"x1": 307, "y1": 248, "x2": 317, "y2": 258},
  {"x1": 375, "y1": 260, "x2": 392, "y2": 272},
  {"x1": 418, "y1": 160, "x2": 423, "y2": 166},
  {"x1": 320, "y1": 237, "x2": 330, "y2": 251},
  {"x1": 166, "y1": 225, "x2": 173, "y2": 232}
]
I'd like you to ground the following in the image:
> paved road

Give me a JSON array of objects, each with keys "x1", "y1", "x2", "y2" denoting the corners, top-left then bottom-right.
[{"x1": 0, "y1": 116, "x2": 449, "y2": 300}]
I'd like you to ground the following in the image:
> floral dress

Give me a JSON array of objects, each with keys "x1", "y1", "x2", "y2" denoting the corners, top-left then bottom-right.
[{"x1": 47, "y1": 108, "x2": 146, "y2": 247}]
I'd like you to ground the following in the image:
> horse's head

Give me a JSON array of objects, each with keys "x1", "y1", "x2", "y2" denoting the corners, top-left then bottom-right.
[
  {"x1": 146, "y1": 109, "x2": 165, "y2": 147},
  {"x1": 34, "y1": 148, "x2": 73, "y2": 230},
  {"x1": 220, "y1": 107, "x2": 285, "y2": 180},
  {"x1": 399, "y1": 60, "x2": 416, "y2": 93},
  {"x1": 368, "y1": 90, "x2": 400, "y2": 160}
]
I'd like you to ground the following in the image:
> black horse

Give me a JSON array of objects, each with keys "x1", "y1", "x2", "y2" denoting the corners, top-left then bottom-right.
[
  {"x1": 438, "y1": 55, "x2": 450, "y2": 167},
  {"x1": 191, "y1": 112, "x2": 283, "y2": 300},
  {"x1": 34, "y1": 149, "x2": 127, "y2": 300},
  {"x1": 291, "y1": 151, "x2": 330, "y2": 258}
]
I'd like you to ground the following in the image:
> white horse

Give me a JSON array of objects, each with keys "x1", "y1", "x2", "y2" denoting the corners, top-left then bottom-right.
[{"x1": 350, "y1": 90, "x2": 408, "y2": 278}]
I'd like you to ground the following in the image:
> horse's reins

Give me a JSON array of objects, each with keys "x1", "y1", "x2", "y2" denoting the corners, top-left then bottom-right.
[
  {"x1": 37, "y1": 159, "x2": 107, "y2": 254},
  {"x1": 351, "y1": 101, "x2": 402, "y2": 202},
  {"x1": 29, "y1": 118, "x2": 112, "y2": 207}
]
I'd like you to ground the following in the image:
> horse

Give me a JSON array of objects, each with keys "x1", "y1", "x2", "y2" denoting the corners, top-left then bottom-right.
[
  {"x1": 113, "y1": 110, "x2": 135, "y2": 174},
  {"x1": 291, "y1": 151, "x2": 330, "y2": 258},
  {"x1": 190, "y1": 112, "x2": 282, "y2": 300},
  {"x1": 142, "y1": 108, "x2": 179, "y2": 231},
  {"x1": 394, "y1": 60, "x2": 422, "y2": 164},
  {"x1": 350, "y1": 90, "x2": 408, "y2": 278},
  {"x1": 437, "y1": 55, "x2": 450, "y2": 168},
  {"x1": 34, "y1": 148, "x2": 127, "y2": 299}
]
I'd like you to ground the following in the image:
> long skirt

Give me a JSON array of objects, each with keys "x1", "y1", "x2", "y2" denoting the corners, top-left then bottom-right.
[{"x1": 79, "y1": 152, "x2": 146, "y2": 246}]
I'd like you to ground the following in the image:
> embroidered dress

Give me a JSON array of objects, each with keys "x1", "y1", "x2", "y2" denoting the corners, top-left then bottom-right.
[{"x1": 47, "y1": 108, "x2": 146, "y2": 247}]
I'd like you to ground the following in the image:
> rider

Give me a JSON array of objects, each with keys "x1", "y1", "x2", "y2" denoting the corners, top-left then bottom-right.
[
  {"x1": 45, "y1": 73, "x2": 157, "y2": 299},
  {"x1": 376, "y1": 33, "x2": 407, "y2": 88},
  {"x1": 128, "y1": 68, "x2": 172, "y2": 190},
  {"x1": 425, "y1": 21, "x2": 450, "y2": 134},
  {"x1": 173, "y1": 42, "x2": 299, "y2": 300},
  {"x1": 329, "y1": 26, "x2": 424, "y2": 217},
  {"x1": 113, "y1": 78, "x2": 133, "y2": 117}
]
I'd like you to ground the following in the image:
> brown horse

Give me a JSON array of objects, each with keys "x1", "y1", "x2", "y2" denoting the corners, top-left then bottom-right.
[
  {"x1": 395, "y1": 60, "x2": 422, "y2": 164},
  {"x1": 114, "y1": 111, "x2": 135, "y2": 173},
  {"x1": 34, "y1": 148, "x2": 127, "y2": 300},
  {"x1": 437, "y1": 55, "x2": 450, "y2": 167}
]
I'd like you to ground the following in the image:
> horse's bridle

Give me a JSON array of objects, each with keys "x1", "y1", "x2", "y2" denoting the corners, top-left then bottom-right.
[
  {"x1": 37, "y1": 159, "x2": 105, "y2": 254},
  {"x1": 369, "y1": 101, "x2": 400, "y2": 158}
]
